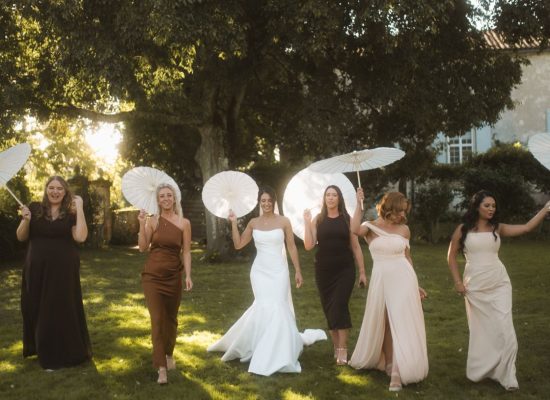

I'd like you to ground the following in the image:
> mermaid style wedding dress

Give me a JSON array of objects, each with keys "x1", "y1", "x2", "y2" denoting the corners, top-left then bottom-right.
[{"x1": 208, "y1": 228, "x2": 326, "y2": 376}]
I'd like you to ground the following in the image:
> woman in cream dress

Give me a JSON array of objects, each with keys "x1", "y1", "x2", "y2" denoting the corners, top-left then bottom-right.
[
  {"x1": 448, "y1": 190, "x2": 550, "y2": 390},
  {"x1": 208, "y1": 186, "x2": 326, "y2": 376},
  {"x1": 349, "y1": 189, "x2": 428, "y2": 392}
]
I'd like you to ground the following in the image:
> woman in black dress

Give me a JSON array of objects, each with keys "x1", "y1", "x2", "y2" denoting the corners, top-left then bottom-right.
[
  {"x1": 304, "y1": 185, "x2": 367, "y2": 365},
  {"x1": 17, "y1": 176, "x2": 91, "y2": 369}
]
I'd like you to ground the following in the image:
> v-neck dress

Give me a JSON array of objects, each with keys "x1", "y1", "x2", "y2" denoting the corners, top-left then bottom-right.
[{"x1": 21, "y1": 202, "x2": 92, "y2": 369}]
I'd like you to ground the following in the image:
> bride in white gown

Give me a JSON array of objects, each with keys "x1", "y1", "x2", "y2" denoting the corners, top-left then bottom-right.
[{"x1": 207, "y1": 187, "x2": 326, "y2": 376}]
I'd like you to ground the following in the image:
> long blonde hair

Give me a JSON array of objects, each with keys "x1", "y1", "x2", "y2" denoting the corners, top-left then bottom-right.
[{"x1": 156, "y1": 183, "x2": 183, "y2": 216}]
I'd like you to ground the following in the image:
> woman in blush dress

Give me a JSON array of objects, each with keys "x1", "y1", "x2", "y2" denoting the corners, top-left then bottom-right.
[
  {"x1": 303, "y1": 185, "x2": 367, "y2": 365},
  {"x1": 138, "y1": 183, "x2": 192, "y2": 384},
  {"x1": 208, "y1": 186, "x2": 326, "y2": 376},
  {"x1": 447, "y1": 190, "x2": 550, "y2": 390},
  {"x1": 349, "y1": 188, "x2": 428, "y2": 392}
]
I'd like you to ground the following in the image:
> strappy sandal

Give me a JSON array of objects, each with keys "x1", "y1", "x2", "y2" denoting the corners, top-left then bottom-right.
[
  {"x1": 389, "y1": 372, "x2": 402, "y2": 392},
  {"x1": 336, "y1": 348, "x2": 348, "y2": 365}
]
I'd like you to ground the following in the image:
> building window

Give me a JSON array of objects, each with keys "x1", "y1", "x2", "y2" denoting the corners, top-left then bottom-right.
[{"x1": 447, "y1": 130, "x2": 475, "y2": 164}]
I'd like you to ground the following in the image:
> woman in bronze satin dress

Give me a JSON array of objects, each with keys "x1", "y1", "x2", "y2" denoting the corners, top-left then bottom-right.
[{"x1": 138, "y1": 183, "x2": 192, "y2": 384}]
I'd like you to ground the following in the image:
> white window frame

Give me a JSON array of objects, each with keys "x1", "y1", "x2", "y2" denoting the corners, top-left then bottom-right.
[{"x1": 446, "y1": 130, "x2": 476, "y2": 164}]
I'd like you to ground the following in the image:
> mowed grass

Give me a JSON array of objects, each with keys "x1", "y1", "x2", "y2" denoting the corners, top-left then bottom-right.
[{"x1": 1, "y1": 240, "x2": 549, "y2": 400}]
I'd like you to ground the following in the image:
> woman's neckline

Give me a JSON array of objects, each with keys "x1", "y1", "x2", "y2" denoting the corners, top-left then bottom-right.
[{"x1": 253, "y1": 227, "x2": 283, "y2": 232}]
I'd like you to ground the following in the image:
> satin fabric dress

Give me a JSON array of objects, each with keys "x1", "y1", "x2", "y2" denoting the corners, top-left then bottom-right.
[
  {"x1": 207, "y1": 228, "x2": 326, "y2": 376},
  {"x1": 21, "y1": 202, "x2": 92, "y2": 369},
  {"x1": 349, "y1": 222, "x2": 428, "y2": 385},
  {"x1": 142, "y1": 216, "x2": 183, "y2": 368},
  {"x1": 463, "y1": 232, "x2": 518, "y2": 389}
]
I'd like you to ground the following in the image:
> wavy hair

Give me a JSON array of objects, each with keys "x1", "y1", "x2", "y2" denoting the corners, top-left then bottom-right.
[
  {"x1": 37, "y1": 176, "x2": 74, "y2": 220},
  {"x1": 156, "y1": 183, "x2": 183, "y2": 216},
  {"x1": 376, "y1": 192, "x2": 410, "y2": 224},
  {"x1": 316, "y1": 185, "x2": 350, "y2": 228},
  {"x1": 459, "y1": 190, "x2": 499, "y2": 252}
]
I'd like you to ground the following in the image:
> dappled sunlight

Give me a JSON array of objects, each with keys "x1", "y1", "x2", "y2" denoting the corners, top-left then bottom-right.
[
  {"x1": 336, "y1": 370, "x2": 371, "y2": 387},
  {"x1": 83, "y1": 293, "x2": 105, "y2": 305},
  {"x1": 0, "y1": 360, "x2": 22, "y2": 373},
  {"x1": 176, "y1": 330, "x2": 219, "y2": 354},
  {"x1": 174, "y1": 351, "x2": 209, "y2": 370},
  {"x1": 107, "y1": 303, "x2": 149, "y2": 329},
  {"x1": 0, "y1": 269, "x2": 22, "y2": 294},
  {"x1": 116, "y1": 336, "x2": 151, "y2": 351},
  {"x1": 281, "y1": 388, "x2": 316, "y2": 400},
  {"x1": 180, "y1": 313, "x2": 207, "y2": 325},
  {"x1": 185, "y1": 376, "x2": 236, "y2": 400},
  {"x1": 96, "y1": 356, "x2": 144, "y2": 374},
  {"x1": 124, "y1": 292, "x2": 144, "y2": 301},
  {"x1": 1, "y1": 341, "x2": 23, "y2": 355}
]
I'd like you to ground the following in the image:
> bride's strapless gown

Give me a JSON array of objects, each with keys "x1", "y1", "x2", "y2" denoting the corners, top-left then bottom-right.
[{"x1": 207, "y1": 229, "x2": 326, "y2": 376}]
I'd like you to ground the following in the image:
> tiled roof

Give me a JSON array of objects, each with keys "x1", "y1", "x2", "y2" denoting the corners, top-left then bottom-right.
[{"x1": 484, "y1": 30, "x2": 542, "y2": 50}]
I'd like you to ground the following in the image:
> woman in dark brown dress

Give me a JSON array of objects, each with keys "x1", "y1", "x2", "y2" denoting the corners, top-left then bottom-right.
[
  {"x1": 303, "y1": 185, "x2": 367, "y2": 365},
  {"x1": 17, "y1": 176, "x2": 91, "y2": 370},
  {"x1": 138, "y1": 183, "x2": 192, "y2": 384}
]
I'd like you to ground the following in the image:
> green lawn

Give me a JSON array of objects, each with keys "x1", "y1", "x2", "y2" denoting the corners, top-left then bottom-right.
[{"x1": 1, "y1": 241, "x2": 549, "y2": 400}]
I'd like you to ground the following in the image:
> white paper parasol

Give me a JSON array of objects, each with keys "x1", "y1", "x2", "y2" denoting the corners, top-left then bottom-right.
[
  {"x1": 528, "y1": 133, "x2": 550, "y2": 170},
  {"x1": 282, "y1": 168, "x2": 357, "y2": 240},
  {"x1": 308, "y1": 147, "x2": 405, "y2": 187},
  {"x1": 0, "y1": 142, "x2": 32, "y2": 206},
  {"x1": 201, "y1": 170, "x2": 259, "y2": 218},
  {"x1": 121, "y1": 166, "x2": 181, "y2": 214}
]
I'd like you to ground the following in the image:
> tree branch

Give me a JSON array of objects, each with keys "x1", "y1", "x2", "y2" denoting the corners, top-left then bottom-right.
[{"x1": 52, "y1": 104, "x2": 199, "y2": 128}]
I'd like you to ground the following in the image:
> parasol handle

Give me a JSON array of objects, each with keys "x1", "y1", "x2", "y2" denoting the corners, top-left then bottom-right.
[
  {"x1": 3, "y1": 184, "x2": 24, "y2": 207},
  {"x1": 356, "y1": 170, "x2": 363, "y2": 210}
]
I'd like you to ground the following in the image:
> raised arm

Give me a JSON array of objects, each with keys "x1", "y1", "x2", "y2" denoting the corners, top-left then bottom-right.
[
  {"x1": 447, "y1": 224, "x2": 466, "y2": 295},
  {"x1": 71, "y1": 195, "x2": 88, "y2": 243},
  {"x1": 138, "y1": 211, "x2": 155, "y2": 252},
  {"x1": 303, "y1": 210, "x2": 317, "y2": 251},
  {"x1": 181, "y1": 218, "x2": 193, "y2": 291},
  {"x1": 284, "y1": 217, "x2": 303, "y2": 288},
  {"x1": 229, "y1": 210, "x2": 253, "y2": 249},
  {"x1": 499, "y1": 201, "x2": 550, "y2": 237},
  {"x1": 351, "y1": 188, "x2": 369, "y2": 236},
  {"x1": 16, "y1": 205, "x2": 32, "y2": 242}
]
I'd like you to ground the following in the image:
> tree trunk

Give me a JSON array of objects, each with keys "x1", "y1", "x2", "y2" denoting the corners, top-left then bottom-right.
[{"x1": 195, "y1": 123, "x2": 229, "y2": 258}]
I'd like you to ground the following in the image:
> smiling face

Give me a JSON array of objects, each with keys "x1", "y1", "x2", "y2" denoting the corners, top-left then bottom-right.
[
  {"x1": 158, "y1": 187, "x2": 175, "y2": 212},
  {"x1": 477, "y1": 196, "x2": 496, "y2": 221},
  {"x1": 46, "y1": 179, "x2": 66, "y2": 206},
  {"x1": 259, "y1": 192, "x2": 274, "y2": 214},
  {"x1": 324, "y1": 188, "x2": 340, "y2": 210}
]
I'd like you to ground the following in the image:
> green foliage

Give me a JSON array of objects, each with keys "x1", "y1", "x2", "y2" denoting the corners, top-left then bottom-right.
[
  {"x1": 459, "y1": 142, "x2": 550, "y2": 221},
  {"x1": 413, "y1": 181, "x2": 455, "y2": 243},
  {"x1": 495, "y1": 0, "x2": 550, "y2": 49},
  {"x1": 8, "y1": 1, "x2": 525, "y2": 170}
]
